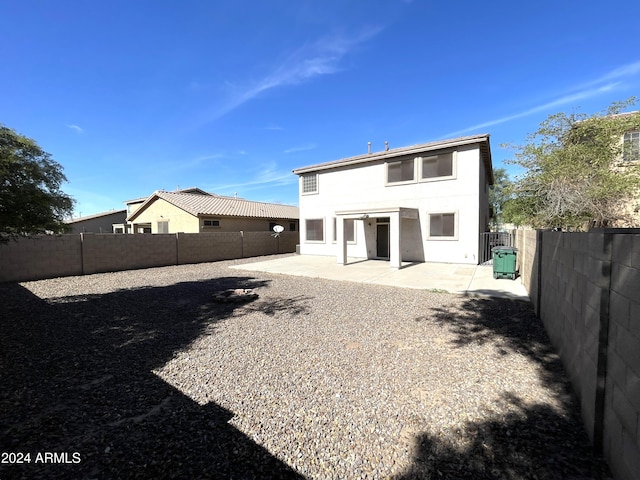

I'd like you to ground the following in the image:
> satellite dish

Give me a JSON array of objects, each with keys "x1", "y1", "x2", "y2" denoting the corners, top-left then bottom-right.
[{"x1": 273, "y1": 225, "x2": 285, "y2": 233}]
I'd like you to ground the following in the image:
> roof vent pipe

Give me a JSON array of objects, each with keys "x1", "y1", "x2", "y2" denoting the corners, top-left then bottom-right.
[
  {"x1": 368, "y1": 142, "x2": 371, "y2": 154},
  {"x1": 385, "y1": 141, "x2": 389, "y2": 151}
]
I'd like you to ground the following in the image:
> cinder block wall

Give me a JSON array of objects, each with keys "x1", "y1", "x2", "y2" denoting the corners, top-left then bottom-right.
[
  {"x1": 514, "y1": 229, "x2": 539, "y2": 313},
  {"x1": 603, "y1": 233, "x2": 640, "y2": 480},
  {"x1": 538, "y1": 232, "x2": 602, "y2": 445},
  {"x1": 82, "y1": 233, "x2": 178, "y2": 274},
  {"x1": 177, "y1": 232, "x2": 242, "y2": 264},
  {"x1": 514, "y1": 229, "x2": 640, "y2": 480},
  {"x1": 242, "y1": 231, "x2": 298, "y2": 257},
  {"x1": 0, "y1": 236, "x2": 83, "y2": 282},
  {"x1": 0, "y1": 232, "x2": 300, "y2": 283}
]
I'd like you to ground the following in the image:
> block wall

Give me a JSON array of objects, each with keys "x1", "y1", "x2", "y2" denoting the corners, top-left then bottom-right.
[
  {"x1": 603, "y1": 233, "x2": 640, "y2": 480},
  {"x1": 514, "y1": 229, "x2": 640, "y2": 480},
  {"x1": 0, "y1": 231, "x2": 299, "y2": 283},
  {"x1": 81, "y1": 233, "x2": 178, "y2": 274},
  {"x1": 538, "y1": 232, "x2": 603, "y2": 445},
  {"x1": 0, "y1": 235, "x2": 83, "y2": 282},
  {"x1": 177, "y1": 232, "x2": 242, "y2": 264}
]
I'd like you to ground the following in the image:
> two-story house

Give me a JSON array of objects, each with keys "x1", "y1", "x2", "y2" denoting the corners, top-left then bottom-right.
[{"x1": 292, "y1": 134, "x2": 493, "y2": 268}]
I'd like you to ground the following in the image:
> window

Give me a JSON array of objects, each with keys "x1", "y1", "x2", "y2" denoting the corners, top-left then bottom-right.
[
  {"x1": 429, "y1": 213, "x2": 456, "y2": 238},
  {"x1": 302, "y1": 174, "x2": 318, "y2": 194},
  {"x1": 157, "y1": 221, "x2": 169, "y2": 234},
  {"x1": 305, "y1": 219, "x2": 324, "y2": 242},
  {"x1": 387, "y1": 158, "x2": 415, "y2": 184},
  {"x1": 623, "y1": 131, "x2": 640, "y2": 162},
  {"x1": 203, "y1": 219, "x2": 220, "y2": 227},
  {"x1": 421, "y1": 152, "x2": 454, "y2": 180},
  {"x1": 289, "y1": 222, "x2": 297, "y2": 232},
  {"x1": 332, "y1": 218, "x2": 355, "y2": 242}
]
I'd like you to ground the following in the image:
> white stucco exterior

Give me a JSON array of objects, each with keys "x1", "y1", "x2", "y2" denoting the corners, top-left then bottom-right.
[{"x1": 293, "y1": 135, "x2": 493, "y2": 266}]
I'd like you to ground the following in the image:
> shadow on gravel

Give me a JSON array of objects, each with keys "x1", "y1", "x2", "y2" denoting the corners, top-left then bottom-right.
[
  {"x1": 397, "y1": 297, "x2": 612, "y2": 480},
  {"x1": 0, "y1": 277, "x2": 307, "y2": 479}
]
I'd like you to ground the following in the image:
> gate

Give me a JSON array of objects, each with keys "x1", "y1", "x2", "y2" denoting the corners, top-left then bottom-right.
[{"x1": 479, "y1": 232, "x2": 514, "y2": 264}]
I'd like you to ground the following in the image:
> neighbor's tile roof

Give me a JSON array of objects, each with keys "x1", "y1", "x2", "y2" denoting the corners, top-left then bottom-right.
[
  {"x1": 128, "y1": 190, "x2": 298, "y2": 221},
  {"x1": 292, "y1": 134, "x2": 493, "y2": 182},
  {"x1": 65, "y1": 209, "x2": 127, "y2": 224}
]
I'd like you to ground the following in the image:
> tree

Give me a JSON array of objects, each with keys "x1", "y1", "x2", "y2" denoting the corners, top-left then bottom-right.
[
  {"x1": 1, "y1": 125, "x2": 74, "y2": 241},
  {"x1": 502, "y1": 98, "x2": 640, "y2": 230},
  {"x1": 489, "y1": 167, "x2": 513, "y2": 229}
]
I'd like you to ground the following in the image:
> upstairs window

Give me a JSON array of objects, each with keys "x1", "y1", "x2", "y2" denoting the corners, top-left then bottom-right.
[
  {"x1": 623, "y1": 131, "x2": 640, "y2": 162},
  {"x1": 387, "y1": 158, "x2": 415, "y2": 184},
  {"x1": 302, "y1": 173, "x2": 318, "y2": 194},
  {"x1": 420, "y1": 152, "x2": 454, "y2": 179}
]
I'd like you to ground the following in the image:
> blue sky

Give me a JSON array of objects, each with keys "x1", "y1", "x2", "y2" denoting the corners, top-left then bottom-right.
[{"x1": 2, "y1": 0, "x2": 640, "y2": 217}]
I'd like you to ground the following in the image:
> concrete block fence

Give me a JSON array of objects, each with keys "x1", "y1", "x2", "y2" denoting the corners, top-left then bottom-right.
[
  {"x1": 0, "y1": 231, "x2": 298, "y2": 283},
  {"x1": 514, "y1": 228, "x2": 640, "y2": 480}
]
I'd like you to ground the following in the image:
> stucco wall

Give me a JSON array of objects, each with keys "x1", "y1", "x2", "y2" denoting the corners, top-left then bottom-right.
[
  {"x1": 298, "y1": 145, "x2": 486, "y2": 264},
  {"x1": 131, "y1": 199, "x2": 199, "y2": 233},
  {"x1": 67, "y1": 211, "x2": 127, "y2": 234}
]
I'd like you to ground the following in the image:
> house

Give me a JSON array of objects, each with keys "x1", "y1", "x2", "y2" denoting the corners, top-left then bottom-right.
[
  {"x1": 123, "y1": 187, "x2": 299, "y2": 234},
  {"x1": 292, "y1": 134, "x2": 494, "y2": 268},
  {"x1": 65, "y1": 209, "x2": 128, "y2": 234}
]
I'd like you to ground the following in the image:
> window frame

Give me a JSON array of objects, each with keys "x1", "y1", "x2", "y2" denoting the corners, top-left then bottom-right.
[
  {"x1": 301, "y1": 173, "x2": 319, "y2": 195},
  {"x1": 385, "y1": 157, "x2": 416, "y2": 185},
  {"x1": 427, "y1": 212, "x2": 458, "y2": 240},
  {"x1": 623, "y1": 131, "x2": 640, "y2": 162},
  {"x1": 157, "y1": 220, "x2": 169, "y2": 234},
  {"x1": 203, "y1": 218, "x2": 221, "y2": 228},
  {"x1": 418, "y1": 151, "x2": 456, "y2": 182},
  {"x1": 305, "y1": 218, "x2": 325, "y2": 243}
]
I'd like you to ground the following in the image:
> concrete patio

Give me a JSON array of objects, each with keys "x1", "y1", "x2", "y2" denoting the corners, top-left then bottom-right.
[{"x1": 231, "y1": 254, "x2": 530, "y2": 301}]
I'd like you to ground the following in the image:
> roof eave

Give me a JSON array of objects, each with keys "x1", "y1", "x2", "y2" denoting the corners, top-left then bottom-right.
[{"x1": 292, "y1": 134, "x2": 491, "y2": 175}]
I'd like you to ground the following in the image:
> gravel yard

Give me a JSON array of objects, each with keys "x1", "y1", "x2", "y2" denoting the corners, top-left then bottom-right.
[{"x1": 0, "y1": 255, "x2": 610, "y2": 479}]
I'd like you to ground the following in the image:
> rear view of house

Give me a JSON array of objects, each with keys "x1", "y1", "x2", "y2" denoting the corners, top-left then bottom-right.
[{"x1": 292, "y1": 134, "x2": 494, "y2": 267}]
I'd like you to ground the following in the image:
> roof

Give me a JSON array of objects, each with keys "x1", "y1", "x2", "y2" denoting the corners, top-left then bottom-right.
[
  {"x1": 292, "y1": 134, "x2": 494, "y2": 184},
  {"x1": 65, "y1": 209, "x2": 127, "y2": 224},
  {"x1": 127, "y1": 190, "x2": 298, "y2": 222},
  {"x1": 123, "y1": 187, "x2": 213, "y2": 205}
]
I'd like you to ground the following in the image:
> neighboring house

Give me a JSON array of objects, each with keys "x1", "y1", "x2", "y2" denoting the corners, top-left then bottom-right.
[
  {"x1": 65, "y1": 209, "x2": 127, "y2": 234},
  {"x1": 292, "y1": 134, "x2": 494, "y2": 267},
  {"x1": 124, "y1": 188, "x2": 299, "y2": 234}
]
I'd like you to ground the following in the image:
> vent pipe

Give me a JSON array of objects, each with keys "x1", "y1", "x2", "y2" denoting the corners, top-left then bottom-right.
[
  {"x1": 368, "y1": 142, "x2": 371, "y2": 154},
  {"x1": 385, "y1": 141, "x2": 389, "y2": 151}
]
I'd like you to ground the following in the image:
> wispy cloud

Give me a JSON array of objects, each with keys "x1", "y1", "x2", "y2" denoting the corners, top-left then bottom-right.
[
  {"x1": 284, "y1": 143, "x2": 317, "y2": 154},
  {"x1": 161, "y1": 153, "x2": 224, "y2": 174},
  {"x1": 443, "y1": 60, "x2": 640, "y2": 138},
  {"x1": 206, "y1": 163, "x2": 297, "y2": 194},
  {"x1": 207, "y1": 27, "x2": 383, "y2": 122},
  {"x1": 265, "y1": 124, "x2": 284, "y2": 131},
  {"x1": 66, "y1": 124, "x2": 84, "y2": 134}
]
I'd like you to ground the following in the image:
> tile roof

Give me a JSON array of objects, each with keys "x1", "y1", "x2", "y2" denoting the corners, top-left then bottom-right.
[
  {"x1": 127, "y1": 191, "x2": 298, "y2": 221},
  {"x1": 292, "y1": 134, "x2": 492, "y2": 176}
]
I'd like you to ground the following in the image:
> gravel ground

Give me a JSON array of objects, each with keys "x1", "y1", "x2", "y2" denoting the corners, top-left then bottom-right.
[{"x1": 0, "y1": 255, "x2": 611, "y2": 479}]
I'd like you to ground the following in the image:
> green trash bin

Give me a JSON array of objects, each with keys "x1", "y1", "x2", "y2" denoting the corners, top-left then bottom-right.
[{"x1": 492, "y1": 246, "x2": 518, "y2": 280}]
